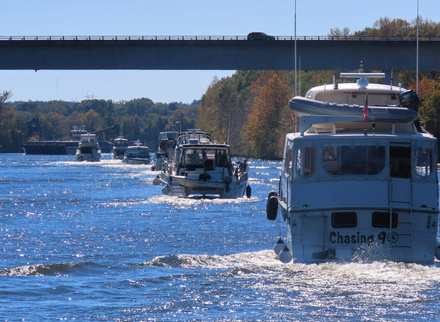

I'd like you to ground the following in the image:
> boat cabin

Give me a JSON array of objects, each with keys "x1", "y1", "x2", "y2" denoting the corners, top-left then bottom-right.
[
  {"x1": 173, "y1": 144, "x2": 232, "y2": 174},
  {"x1": 280, "y1": 117, "x2": 438, "y2": 212}
]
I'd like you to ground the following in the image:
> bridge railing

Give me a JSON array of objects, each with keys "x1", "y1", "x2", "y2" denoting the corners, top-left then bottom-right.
[{"x1": 1, "y1": 35, "x2": 440, "y2": 41}]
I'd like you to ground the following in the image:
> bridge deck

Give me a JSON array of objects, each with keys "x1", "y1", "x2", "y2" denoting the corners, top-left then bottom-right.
[{"x1": 0, "y1": 36, "x2": 438, "y2": 71}]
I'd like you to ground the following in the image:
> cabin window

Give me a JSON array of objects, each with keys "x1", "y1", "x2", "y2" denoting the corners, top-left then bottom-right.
[
  {"x1": 296, "y1": 147, "x2": 315, "y2": 177},
  {"x1": 181, "y1": 149, "x2": 217, "y2": 167},
  {"x1": 331, "y1": 212, "x2": 357, "y2": 228},
  {"x1": 322, "y1": 145, "x2": 385, "y2": 175},
  {"x1": 215, "y1": 149, "x2": 228, "y2": 167},
  {"x1": 284, "y1": 146, "x2": 293, "y2": 174},
  {"x1": 390, "y1": 146, "x2": 411, "y2": 179},
  {"x1": 372, "y1": 212, "x2": 397, "y2": 228},
  {"x1": 415, "y1": 146, "x2": 432, "y2": 177}
]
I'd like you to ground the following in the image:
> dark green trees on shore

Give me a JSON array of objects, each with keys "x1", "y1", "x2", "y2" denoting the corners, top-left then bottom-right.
[{"x1": 0, "y1": 98, "x2": 197, "y2": 153}]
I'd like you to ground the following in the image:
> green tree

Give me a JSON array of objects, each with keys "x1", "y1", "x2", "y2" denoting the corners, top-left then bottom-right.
[{"x1": 0, "y1": 91, "x2": 27, "y2": 152}]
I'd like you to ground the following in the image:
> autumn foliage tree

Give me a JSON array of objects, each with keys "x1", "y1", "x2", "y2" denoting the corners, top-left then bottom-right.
[
  {"x1": 244, "y1": 72, "x2": 292, "y2": 159},
  {"x1": 416, "y1": 76, "x2": 440, "y2": 139},
  {"x1": 198, "y1": 71, "x2": 260, "y2": 155}
]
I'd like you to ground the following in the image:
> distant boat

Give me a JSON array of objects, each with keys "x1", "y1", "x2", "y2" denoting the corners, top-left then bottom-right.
[
  {"x1": 154, "y1": 129, "x2": 250, "y2": 198},
  {"x1": 75, "y1": 133, "x2": 101, "y2": 162},
  {"x1": 112, "y1": 136, "x2": 129, "y2": 160},
  {"x1": 122, "y1": 141, "x2": 151, "y2": 165},
  {"x1": 151, "y1": 130, "x2": 179, "y2": 171},
  {"x1": 23, "y1": 126, "x2": 87, "y2": 155},
  {"x1": 23, "y1": 125, "x2": 114, "y2": 155}
]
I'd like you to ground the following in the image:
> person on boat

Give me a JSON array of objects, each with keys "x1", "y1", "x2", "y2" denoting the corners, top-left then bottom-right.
[
  {"x1": 189, "y1": 150, "x2": 202, "y2": 166},
  {"x1": 216, "y1": 150, "x2": 227, "y2": 167}
]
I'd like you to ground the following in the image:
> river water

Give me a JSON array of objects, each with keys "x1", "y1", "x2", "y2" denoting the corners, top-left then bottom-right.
[{"x1": 1, "y1": 153, "x2": 440, "y2": 321}]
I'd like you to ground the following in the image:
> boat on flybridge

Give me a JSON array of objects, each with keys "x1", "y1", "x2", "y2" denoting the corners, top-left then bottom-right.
[{"x1": 266, "y1": 70, "x2": 439, "y2": 264}]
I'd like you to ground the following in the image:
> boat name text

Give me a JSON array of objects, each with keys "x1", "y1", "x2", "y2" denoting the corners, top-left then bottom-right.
[{"x1": 329, "y1": 231, "x2": 395, "y2": 244}]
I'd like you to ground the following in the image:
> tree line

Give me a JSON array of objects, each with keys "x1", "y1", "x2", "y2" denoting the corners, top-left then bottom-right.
[
  {"x1": 2, "y1": 17, "x2": 440, "y2": 158},
  {"x1": 0, "y1": 98, "x2": 197, "y2": 153}
]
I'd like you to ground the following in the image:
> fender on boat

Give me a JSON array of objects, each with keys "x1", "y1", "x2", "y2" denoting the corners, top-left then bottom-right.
[
  {"x1": 266, "y1": 192, "x2": 278, "y2": 221},
  {"x1": 162, "y1": 185, "x2": 171, "y2": 195},
  {"x1": 274, "y1": 237, "x2": 286, "y2": 256},
  {"x1": 289, "y1": 96, "x2": 418, "y2": 123},
  {"x1": 279, "y1": 245, "x2": 293, "y2": 263},
  {"x1": 153, "y1": 175, "x2": 161, "y2": 186},
  {"x1": 246, "y1": 185, "x2": 252, "y2": 198},
  {"x1": 435, "y1": 242, "x2": 440, "y2": 261}
]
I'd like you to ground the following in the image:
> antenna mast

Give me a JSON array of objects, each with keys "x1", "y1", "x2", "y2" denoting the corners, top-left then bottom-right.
[
  {"x1": 416, "y1": 0, "x2": 419, "y2": 94},
  {"x1": 294, "y1": 0, "x2": 297, "y2": 97}
]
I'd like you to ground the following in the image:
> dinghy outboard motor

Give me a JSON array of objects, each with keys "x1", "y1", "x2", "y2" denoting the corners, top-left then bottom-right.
[{"x1": 399, "y1": 90, "x2": 420, "y2": 112}]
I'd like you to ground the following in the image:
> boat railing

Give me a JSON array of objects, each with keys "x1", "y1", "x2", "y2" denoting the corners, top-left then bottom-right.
[{"x1": 177, "y1": 131, "x2": 212, "y2": 145}]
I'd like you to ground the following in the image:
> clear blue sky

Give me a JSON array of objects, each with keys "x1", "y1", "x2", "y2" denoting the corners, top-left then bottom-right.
[{"x1": 1, "y1": 0, "x2": 439, "y2": 103}]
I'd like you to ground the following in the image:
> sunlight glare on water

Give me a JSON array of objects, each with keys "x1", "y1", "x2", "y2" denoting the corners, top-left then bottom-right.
[{"x1": 0, "y1": 154, "x2": 440, "y2": 320}]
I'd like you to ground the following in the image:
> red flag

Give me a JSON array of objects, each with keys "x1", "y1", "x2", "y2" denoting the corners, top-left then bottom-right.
[{"x1": 363, "y1": 94, "x2": 369, "y2": 121}]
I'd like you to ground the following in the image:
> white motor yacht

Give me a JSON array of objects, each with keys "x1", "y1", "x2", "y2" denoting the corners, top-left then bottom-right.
[
  {"x1": 154, "y1": 130, "x2": 250, "y2": 198},
  {"x1": 112, "y1": 136, "x2": 129, "y2": 160},
  {"x1": 267, "y1": 71, "x2": 439, "y2": 264},
  {"x1": 75, "y1": 133, "x2": 101, "y2": 162},
  {"x1": 151, "y1": 131, "x2": 179, "y2": 171},
  {"x1": 122, "y1": 141, "x2": 151, "y2": 165}
]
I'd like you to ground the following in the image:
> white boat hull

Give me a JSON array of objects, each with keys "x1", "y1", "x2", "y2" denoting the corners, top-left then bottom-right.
[
  {"x1": 75, "y1": 133, "x2": 101, "y2": 162},
  {"x1": 75, "y1": 147, "x2": 101, "y2": 162},
  {"x1": 281, "y1": 207, "x2": 438, "y2": 264},
  {"x1": 123, "y1": 157, "x2": 150, "y2": 165},
  {"x1": 159, "y1": 171, "x2": 248, "y2": 198}
]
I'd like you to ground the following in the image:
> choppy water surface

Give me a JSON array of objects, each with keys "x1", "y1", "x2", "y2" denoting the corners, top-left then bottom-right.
[{"x1": 1, "y1": 153, "x2": 440, "y2": 321}]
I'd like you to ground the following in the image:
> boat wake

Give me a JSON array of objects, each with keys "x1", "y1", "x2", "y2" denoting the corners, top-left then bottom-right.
[
  {"x1": 139, "y1": 250, "x2": 440, "y2": 306},
  {"x1": 145, "y1": 194, "x2": 258, "y2": 208},
  {"x1": 141, "y1": 250, "x2": 440, "y2": 285},
  {"x1": 140, "y1": 250, "x2": 279, "y2": 270},
  {"x1": 0, "y1": 261, "x2": 104, "y2": 277}
]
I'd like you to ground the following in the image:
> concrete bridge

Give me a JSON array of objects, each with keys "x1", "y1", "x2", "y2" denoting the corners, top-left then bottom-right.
[{"x1": 0, "y1": 35, "x2": 439, "y2": 72}]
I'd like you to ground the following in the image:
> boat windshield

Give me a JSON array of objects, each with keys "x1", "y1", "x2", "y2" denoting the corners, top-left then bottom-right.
[
  {"x1": 115, "y1": 139, "x2": 128, "y2": 146},
  {"x1": 181, "y1": 148, "x2": 229, "y2": 168},
  {"x1": 127, "y1": 148, "x2": 150, "y2": 158},
  {"x1": 322, "y1": 145, "x2": 385, "y2": 175}
]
